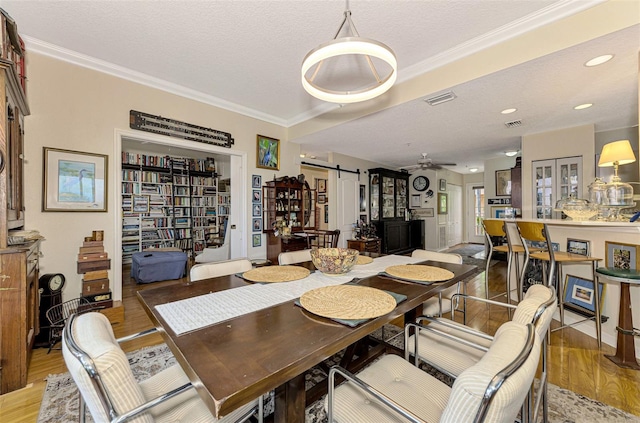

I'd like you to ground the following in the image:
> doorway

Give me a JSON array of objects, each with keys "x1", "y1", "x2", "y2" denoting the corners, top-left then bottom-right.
[
  {"x1": 466, "y1": 183, "x2": 485, "y2": 243},
  {"x1": 447, "y1": 184, "x2": 463, "y2": 247}
]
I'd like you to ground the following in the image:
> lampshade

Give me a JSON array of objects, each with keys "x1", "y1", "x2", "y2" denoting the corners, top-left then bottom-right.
[
  {"x1": 598, "y1": 139, "x2": 637, "y2": 168},
  {"x1": 301, "y1": 4, "x2": 397, "y2": 104}
]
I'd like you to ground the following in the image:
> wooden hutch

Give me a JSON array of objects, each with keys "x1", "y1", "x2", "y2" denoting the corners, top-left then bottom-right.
[
  {"x1": 0, "y1": 10, "x2": 40, "y2": 395},
  {"x1": 262, "y1": 176, "x2": 317, "y2": 264}
]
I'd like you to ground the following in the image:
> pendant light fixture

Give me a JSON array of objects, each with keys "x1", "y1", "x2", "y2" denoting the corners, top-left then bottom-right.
[{"x1": 301, "y1": 0, "x2": 397, "y2": 104}]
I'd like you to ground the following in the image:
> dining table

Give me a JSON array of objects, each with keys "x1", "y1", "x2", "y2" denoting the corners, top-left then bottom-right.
[{"x1": 137, "y1": 255, "x2": 476, "y2": 422}]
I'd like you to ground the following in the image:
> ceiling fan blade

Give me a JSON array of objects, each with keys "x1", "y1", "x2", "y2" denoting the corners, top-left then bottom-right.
[{"x1": 432, "y1": 162, "x2": 456, "y2": 166}]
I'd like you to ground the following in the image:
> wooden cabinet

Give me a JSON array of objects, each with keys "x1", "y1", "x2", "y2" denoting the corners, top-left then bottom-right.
[
  {"x1": 263, "y1": 177, "x2": 317, "y2": 264},
  {"x1": 0, "y1": 240, "x2": 40, "y2": 393},
  {"x1": 372, "y1": 220, "x2": 424, "y2": 255},
  {"x1": 369, "y1": 168, "x2": 409, "y2": 221},
  {"x1": 347, "y1": 238, "x2": 381, "y2": 254}
]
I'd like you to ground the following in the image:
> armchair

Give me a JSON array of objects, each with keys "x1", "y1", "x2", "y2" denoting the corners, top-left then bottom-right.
[{"x1": 195, "y1": 222, "x2": 230, "y2": 264}]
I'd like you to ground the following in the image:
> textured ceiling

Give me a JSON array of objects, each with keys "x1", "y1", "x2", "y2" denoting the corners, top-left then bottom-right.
[{"x1": 2, "y1": 0, "x2": 638, "y2": 173}]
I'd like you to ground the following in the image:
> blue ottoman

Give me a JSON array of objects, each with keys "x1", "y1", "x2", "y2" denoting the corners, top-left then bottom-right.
[{"x1": 131, "y1": 251, "x2": 188, "y2": 284}]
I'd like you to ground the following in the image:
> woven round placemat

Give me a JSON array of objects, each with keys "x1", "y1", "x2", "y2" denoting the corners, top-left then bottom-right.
[
  {"x1": 356, "y1": 255, "x2": 374, "y2": 265},
  {"x1": 300, "y1": 285, "x2": 396, "y2": 319},
  {"x1": 385, "y1": 264, "x2": 454, "y2": 282},
  {"x1": 242, "y1": 265, "x2": 310, "y2": 283}
]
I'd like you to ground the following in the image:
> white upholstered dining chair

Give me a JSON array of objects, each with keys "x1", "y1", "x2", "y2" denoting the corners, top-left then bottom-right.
[
  {"x1": 190, "y1": 258, "x2": 253, "y2": 282},
  {"x1": 405, "y1": 284, "x2": 557, "y2": 423},
  {"x1": 326, "y1": 321, "x2": 540, "y2": 423},
  {"x1": 278, "y1": 249, "x2": 312, "y2": 265},
  {"x1": 410, "y1": 249, "x2": 463, "y2": 317},
  {"x1": 62, "y1": 312, "x2": 262, "y2": 423}
]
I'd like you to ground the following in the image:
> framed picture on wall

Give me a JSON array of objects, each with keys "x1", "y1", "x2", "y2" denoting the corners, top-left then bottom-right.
[
  {"x1": 410, "y1": 194, "x2": 421, "y2": 208},
  {"x1": 605, "y1": 241, "x2": 640, "y2": 270},
  {"x1": 439, "y1": 179, "x2": 447, "y2": 191},
  {"x1": 252, "y1": 234, "x2": 262, "y2": 247},
  {"x1": 252, "y1": 174, "x2": 262, "y2": 188},
  {"x1": 424, "y1": 208, "x2": 435, "y2": 217},
  {"x1": 256, "y1": 135, "x2": 280, "y2": 170},
  {"x1": 567, "y1": 238, "x2": 590, "y2": 256},
  {"x1": 252, "y1": 218, "x2": 262, "y2": 232},
  {"x1": 359, "y1": 184, "x2": 366, "y2": 212},
  {"x1": 437, "y1": 193, "x2": 448, "y2": 214},
  {"x1": 317, "y1": 178, "x2": 327, "y2": 193},
  {"x1": 495, "y1": 169, "x2": 512, "y2": 196},
  {"x1": 324, "y1": 204, "x2": 329, "y2": 224}
]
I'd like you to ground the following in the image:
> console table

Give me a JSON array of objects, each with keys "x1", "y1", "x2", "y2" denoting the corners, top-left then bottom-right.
[{"x1": 347, "y1": 238, "x2": 381, "y2": 254}]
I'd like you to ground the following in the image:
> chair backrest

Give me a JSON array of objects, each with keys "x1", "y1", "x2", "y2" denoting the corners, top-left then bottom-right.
[
  {"x1": 62, "y1": 312, "x2": 153, "y2": 423},
  {"x1": 46, "y1": 297, "x2": 92, "y2": 327},
  {"x1": 305, "y1": 229, "x2": 340, "y2": 248},
  {"x1": 516, "y1": 221, "x2": 546, "y2": 244},
  {"x1": 411, "y1": 249, "x2": 463, "y2": 264},
  {"x1": 512, "y1": 284, "x2": 557, "y2": 338},
  {"x1": 482, "y1": 219, "x2": 506, "y2": 238},
  {"x1": 440, "y1": 322, "x2": 540, "y2": 423},
  {"x1": 278, "y1": 249, "x2": 312, "y2": 265},
  {"x1": 190, "y1": 258, "x2": 253, "y2": 281}
]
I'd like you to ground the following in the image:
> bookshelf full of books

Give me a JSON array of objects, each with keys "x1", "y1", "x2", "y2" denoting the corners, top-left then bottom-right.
[{"x1": 121, "y1": 152, "x2": 225, "y2": 263}]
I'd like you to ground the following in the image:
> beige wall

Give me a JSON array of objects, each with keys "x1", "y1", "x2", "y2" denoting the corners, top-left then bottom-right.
[{"x1": 24, "y1": 52, "x2": 299, "y2": 301}]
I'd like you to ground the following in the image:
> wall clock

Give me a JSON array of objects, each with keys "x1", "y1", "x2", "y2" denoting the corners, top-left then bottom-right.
[{"x1": 412, "y1": 176, "x2": 430, "y2": 191}]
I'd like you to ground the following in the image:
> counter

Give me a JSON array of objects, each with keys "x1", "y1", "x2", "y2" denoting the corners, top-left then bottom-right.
[{"x1": 501, "y1": 218, "x2": 640, "y2": 355}]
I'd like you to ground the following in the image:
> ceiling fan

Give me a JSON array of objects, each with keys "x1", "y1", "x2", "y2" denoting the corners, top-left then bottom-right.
[{"x1": 401, "y1": 153, "x2": 456, "y2": 170}]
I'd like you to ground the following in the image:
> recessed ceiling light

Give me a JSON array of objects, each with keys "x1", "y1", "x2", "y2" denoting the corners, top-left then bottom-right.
[
  {"x1": 309, "y1": 155, "x2": 317, "y2": 159},
  {"x1": 300, "y1": 153, "x2": 306, "y2": 158},
  {"x1": 505, "y1": 151, "x2": 518, "y2": 157},
  {"x1": 585, "y1": 54, "x2": 613, "y2": 67},
  {"x1": 469, "y1": 167, "x2": 479, "y2": 173},
  {"x1": 501, "y1": 108, "x2": 517, "y2": 114},
  {"x1": 574, "y1": 103, "x2": 593, "y2": 110}
]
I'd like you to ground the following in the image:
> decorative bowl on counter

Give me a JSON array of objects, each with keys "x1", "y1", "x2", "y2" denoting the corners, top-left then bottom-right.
[
  {"x1": 555, "y1": 197, "x2": 598, "y2": 221},
  {"x1": 310, "y1": 248, "x2": 359, "y2": 275}
]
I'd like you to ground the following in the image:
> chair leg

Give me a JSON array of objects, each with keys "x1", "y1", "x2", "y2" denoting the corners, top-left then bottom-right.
[
  {"x1": 556, "y1": 264, "x2": 564, "y2": 328},
  {"x1": 79, "y1": 394, "x2": 87, "y2": 423},
  {"x1": 506, "y1": 250, "x2": 513, "y2": 305},
  {"x1": 593, "y1": 263, "x2": 602, "y2": 348},
  {"x1": 485, "y1": 246, "x2": 493, "y2": 299}
]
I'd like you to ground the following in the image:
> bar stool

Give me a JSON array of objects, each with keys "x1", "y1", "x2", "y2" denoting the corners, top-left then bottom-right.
[
  {"x1": 595, "y1": 267, "x2": 640, "y2": 369},
  {"x1": 482, "y1": 219, "x2": 516, "y2": 303},
  {"x1": 517, "y1": 221, "x2": 603, "y2": 346}
]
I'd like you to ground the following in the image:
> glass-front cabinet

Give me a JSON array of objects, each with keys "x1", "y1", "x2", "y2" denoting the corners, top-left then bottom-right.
[
  {"x1": 369, "y1": 168, "x2": 409, "y2": 221},
  {"x1": 532, "y1": 156, "x2": 582, "y2": 219}
]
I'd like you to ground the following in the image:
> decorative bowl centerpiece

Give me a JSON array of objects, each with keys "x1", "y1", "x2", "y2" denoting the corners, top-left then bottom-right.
[
  {"x1": 310, "y1": 248, "x2": 359, "y2": 275},
  {"x1": 555, "y1": 197, "x2": 598, "y2": 221}
]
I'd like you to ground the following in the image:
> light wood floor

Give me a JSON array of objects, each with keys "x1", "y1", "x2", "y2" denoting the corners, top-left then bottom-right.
[{"x1": 1, "y1": 254, "x2": 640, "y2": 422}]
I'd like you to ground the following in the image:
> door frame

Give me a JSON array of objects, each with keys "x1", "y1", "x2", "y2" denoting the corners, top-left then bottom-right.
[{"x1": 465, "y1": 182, "x2": 485, "y2": 243}]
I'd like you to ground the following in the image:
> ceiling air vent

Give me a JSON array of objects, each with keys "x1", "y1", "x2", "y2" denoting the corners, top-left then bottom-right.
[
  {"x1": 504, "y1": 119, "x2": 522, "y2": 128},
  {"x1": 424, "y1": 91, "x2": 456, "y2": 106}
]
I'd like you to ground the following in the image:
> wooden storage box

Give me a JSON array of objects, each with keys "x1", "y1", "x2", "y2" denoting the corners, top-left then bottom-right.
[
  {"x1": 77, "y1": 258, "x2": 111, "y2": 274},
  {"x1": 82, "y1": 279, "x2": 109, "y2": 295}
]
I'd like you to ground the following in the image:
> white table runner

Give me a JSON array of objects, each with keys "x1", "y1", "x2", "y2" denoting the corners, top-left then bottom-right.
[{"x1": 156, "y1": 254, "x2": 423, "y2": 335}]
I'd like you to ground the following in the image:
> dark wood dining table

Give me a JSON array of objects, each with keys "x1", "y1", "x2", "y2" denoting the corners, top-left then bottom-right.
[{"x1": 137, "y1": 259, "x2": 476, "y2": 422}]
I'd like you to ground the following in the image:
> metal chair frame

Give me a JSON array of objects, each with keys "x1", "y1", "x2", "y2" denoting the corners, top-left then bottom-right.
[
  {"x1": 45, "y1": 297, "x2": 95, "y2": 353},
  {"x1": 304, "y1": 229, "x2": 340, "y2": 248}
]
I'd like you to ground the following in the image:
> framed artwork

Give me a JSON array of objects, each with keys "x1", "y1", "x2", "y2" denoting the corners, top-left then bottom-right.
[
  {"x1": 252, "y1": 218, "x2": 262, "y2": 232},
  {"x1": 359, "y1": 184, "x2": 366, "y2": 212},
  {"x1": 605, "y1": 241, "x2": 640, "y2": 270},
  {"x1": 567, "y1": 238, "x2": 590, "y2": 256},
  {"x1": 437, "y1": 193, "x2": 448, "y2": 214},
  {"x1": 359, "y1": 214, "x2": 367, "y2": 223},
  {"x1": 252, "y1": 174, "x2": 262, "y2": 188},
  {"x1": 252, "y1": 234, "x2": 262, "y2": 247},
  {"x1": 132, "y1": 195, "x2": 150, "y2": 213},
  {"x1": 252, "y1": 189, "x2": 261, "y2": 203},
  {"x1": 563, "y1": 274, "x2": 604, "y2": 313},
  {"x1": 43, "y1": 147, "x2": 108, "y2": 212},
  {"x1": 252, "y1": 203, "x2": 262, "y2": 217},
  {"x1": 495, "y1": 169, "x2": 512, "y2": 196},
  {"x1": 439, "y1": 178, "x2": 447, "y2": 191},
  {"x1": 256, "y1": 134, "x2": 280, "y2": 170},
  {"x1": 317, "y1": 194, "x2": 326, "y2": 204},
  {"x1": 324, "y1": 204, "x2": 329, "y2": 223},
  {"x1": 424, "y1": 208, "x2": 435, "y2": 217},
  {"x1": 491, "y1": 206, "x2": 506, "y2": 218},
  {"x1": 410, "y1": 194, "x2": 421, "y2": 208},
  {"x1": 317, "y1": 178, "x2": 327, "y2": 193}
]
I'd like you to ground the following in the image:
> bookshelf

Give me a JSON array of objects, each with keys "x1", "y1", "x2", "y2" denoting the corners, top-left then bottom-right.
[{"x1": 121, "y1": 153, "x2": 225, "y2": 262}]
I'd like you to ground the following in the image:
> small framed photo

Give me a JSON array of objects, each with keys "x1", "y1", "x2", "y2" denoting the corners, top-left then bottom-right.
[
  {"x1": 316, "y1": 178, "x2": 327, "y2": 193},
  {"x1": 605, "y1": 241, "x2": 639, "y2": 270},
  {"x1": 437, "y1": 193, "x2": 448, "y2": 214},
  {"x1": 317, "y1": 194, "x2": 327, "y2": 204},
  {"x1": 564, "y1": 274, "x2": 604, "y2": 313},
  {"x1": 439, "y1": 178, "x2": 447, "y2": 191},
  {"x1": 252, "y1": 174, "x2": 262, "y2": 188},
  {"x1": 256, "y1": 134, "x2": 280, "y2": 170},
  {"x1": 324, "y1": 204, "x2": 329, "y2": 224},
  {"x1": 410, "y1": 194, "x2": 421, "y2": 208},
  {"x1": 252, "y1": 218, "x2": 262, "y2": 232},
  {"x1": 424, "y1": 208, "x2": 435, "y2": 218},
  {"x1": 252, "y1": 234, "x2": 262, "y2": 247},
  {"x1": 359, "y1": 214, "x2": 367, "y2": 223},
  {"x1": 567, "y1": 238, "x2": 590, "y2": 256},
  {"x1": 132, "y1": 195, "x2": 150, "y2": 213},
  {"x1": 252, "y1": 203, "x2": 262, "y2": 217},
  {"x1": 491, "y1": 206, "x2": 506, "y2": 218},
  {"x1": 252, "y1": 189, "x2": 261, "y2": 204},
  {"x1": 495, "y1": 169, "x2": 512, "y2": 196},
  {"x1": 43, "y1": 147, "x2": 108, "y2": 212},
  {"x1": 359, "y1": 185, "x2": 366, "y2": 212}
]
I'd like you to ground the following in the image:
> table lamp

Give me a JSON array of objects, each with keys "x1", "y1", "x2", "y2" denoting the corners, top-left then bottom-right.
[{"x1": 598, "y1": 139, "x2": 637, "y2": 219}]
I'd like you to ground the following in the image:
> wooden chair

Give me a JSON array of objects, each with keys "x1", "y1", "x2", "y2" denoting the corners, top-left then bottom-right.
[
  {"x1": 517, "y1": 221, "x2": 603, "y2": 346},
  {"x1": 190, "y1": 258, "x2": 253, "y2": 282},
  {"x1": 410, "y1": 249, "x2": 463, "y2": 317},
  {"x1": 62, "y1": 312, "x2": 262, "y2": 423},
  {"x1": 327, "y1": 322, "x2": 539, "y2": 423},
  {"x1": 304, "y1": 229, "x2": 340, "y2": 248}
]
